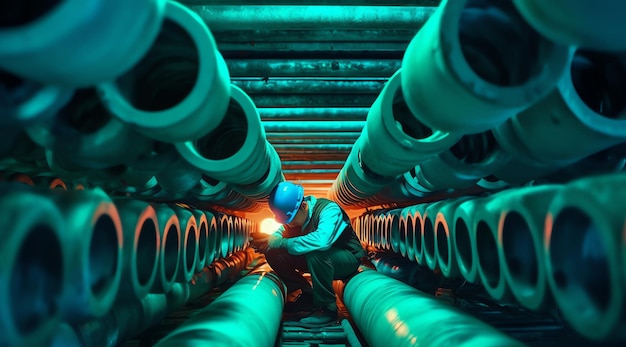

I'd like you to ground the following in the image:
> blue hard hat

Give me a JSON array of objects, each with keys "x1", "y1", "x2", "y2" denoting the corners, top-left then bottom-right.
[{"x1": 268, "y1": 182, "x2": 304, "y2": 224}]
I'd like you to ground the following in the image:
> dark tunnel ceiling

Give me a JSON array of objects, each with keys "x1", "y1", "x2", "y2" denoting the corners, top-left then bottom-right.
[{"x1": 177, "y1": 0, "x2": 442, "y2": 197}]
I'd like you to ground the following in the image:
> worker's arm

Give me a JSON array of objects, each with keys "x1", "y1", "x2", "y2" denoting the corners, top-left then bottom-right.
[{"x1": 282, "y1": 203, "x2": 348, "y2": 255}]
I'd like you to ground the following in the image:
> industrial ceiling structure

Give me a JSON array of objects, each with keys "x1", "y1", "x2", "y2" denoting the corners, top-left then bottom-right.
[{"x1": 1, "y1": 0, "x2": 626, "y2": 346}]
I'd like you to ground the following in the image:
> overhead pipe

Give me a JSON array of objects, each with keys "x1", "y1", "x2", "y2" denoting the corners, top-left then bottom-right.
[
  {"x1": 494, "y1": 49, "x2": 626, "y2": 167},
  {"x1": 0, "y1": 187, "x2": 66, "y2": 347},
  {"x1": 170, "y1": 205, "x2": 199, "y2": 283},
  {"x1": 262, "y1": 120, "x2": 365, "y2": 132},
  {"x1": 545, "y1": 174, "x2": 626, "y2": 341},
  {"x1": 0, "y1": 0, "x2": 165, "y2": 86},
  {"x1": 497, "y1": 185, "x2": 561, "y2": 311},
  {"x1": 113, "y1": 198, "x2": 160, "y2": 302},
  {"x1": 512, "y1": 0, "x2": 626, "y2": 51},
  {"x1": 233, "y1": 78, "x2": 386, "y2": 95},
  {"x1": 176, "y1": 85, "x2": 280, "y2": 187},
  {"x1": 52, "y1": 188, "x2": 122, "y2": 322},
  {"x1": 151, "y1": 204, "x2": 181, "y2": 294},
  {"x1": 417, "y1": 132, "x2": 508, "y2": 191},
  {"x1": 360, "y1": 69, "x2": 460, "y2": 178},
  {"x1": 0, "y1": 69, "x2": 72, "y2": 129},
  {"x1": 258, "y1": 107, "x2": 368, "y2": 121},
  {"x1": 190, "y1": 5, "x2": 435, "y2": 30},
  {"x1": 233, "y1": 141, "x2": 285, "y2": 201},
  {"x1": 434, "y1": 197, "x2": 476, "y2": 278},
  {"x1": 98, "y1": 1, "x2": 231, "y2": 143},
  {"x1": 401, "y1": 0, "x2": 570, "y2": 134},
  {"x1": 155, "y1": 269, "x2": 287, "y2": 347},
  {"x1": 154, "y1": 152, "x2": 203, "y2": 199},
  {"x1": 27, "y1": 88, "x2": 153, "y2": 171},
  {"x1": 343, "y1": 269, "x2": 526, "y2": 347},
  {"x1": 228, "y1": 60, "x2": 402, "y2": 79}
]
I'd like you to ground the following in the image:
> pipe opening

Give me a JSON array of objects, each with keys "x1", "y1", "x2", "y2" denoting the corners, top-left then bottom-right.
[
  {"x1": 550, "y1": 207, "x2": 610, "y2": 312},
  {"x1": 476, "y1": 220, "x2": 500, "y2": 287},
  {"x1": 0, "y1": 0, "x2": 61, "y2": 28},
  {"x1": 455, "y1": 219, "x2": 472, "y2": 272},
  {"x1": 392, "y1": 87, "x2": 433, "y2": 139},
  {"x1": 115, "y1": 19, "x2": 199, "y2": 112},
  {"x1": 449, "y1": 131, "x2": 497, "y2": 164},
  {"x1": 459, "y1": 0, "x2": 551, "y2": 86},
  {"x1": 163, "y1": 223, "x2": 179, "y2": 280},
  {"x1": 571, "y1": 50, "x2": 626, "y2": 119},
  {"x1": 501, "y1": 211, "x2": 538, "y2": 290},
  {"x1": 89, "y1": 214, "x2": 119, "y2": 296},
  {"x1": 436, "y1": 221, "x2": 449, "y2": 265},
  {"x1": 423, "y1": 216, "x2": 436, "y2": 260},
  {"x1": 186, "y1": 225, "x2": 197, "y2": 272},
  {"x1": 57, "y1": 88, "x2": 111, "y2": 134},
  {"x1": 414, "y1": 214, "x2": 423, "y2": 257},
  {"x1": 11, "y1": 225, "x2": 62, "y2": 334},
  {"x1": 195, "y1": 98, "x2": 247, "y2": 160},
  {"x1": 208, "y1": 217, "x2": 218, "y2": 263},
  {"x1": 398, "y1": 215, "x2": 407, "y2": 255},
  {"x1": 220, "y1": 217, "x2": 230, "y2": 257},
  {"x1": 197, "y1": 219, "x2": 208, "y2": 263},
  {"x1": 137, "y1": 218, "x2": 158, "y2": 286}
]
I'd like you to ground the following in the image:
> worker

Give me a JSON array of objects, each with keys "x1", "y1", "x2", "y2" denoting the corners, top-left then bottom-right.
[{"x1": 249, "y1": 181, "x2": 365, "y2": 325}]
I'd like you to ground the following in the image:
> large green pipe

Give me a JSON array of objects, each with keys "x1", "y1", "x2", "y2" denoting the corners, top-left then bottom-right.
[
  {"x1": 401, "y1": 0, "x2": 570, "y2": 134},
  {"x1": 434, "y1": 197, "x2": 476, "y2": 278},
  {"x1": 494, "y1": 49, "x2": 626, "y2": 167},
  {"x1": 343, "y1": 269, "x2": 526, "y2": 347},
  {"x1": 151, "y1": 204, "x2": 181, "y2": 294},
  {"x1": 113, "y1": 198, "x2": 160, "y2": 302},
  {"x1": 190, "y1": 5, "x2": 435, "y2": 30},
  {"x1": 422, "y1": 200, "x2": 449, "y2": 270},
  {"x1": 155, "y1": 269, "x2": 286, "y2": 347},
  {"x1": 0, "y1": 187, "x2": 66, "y2": 347},
  {"x1": 170, "y1": 205, "x2": 199, "y2": 283},
  {"x1": 497, "y1": 185, "x2": 561, "y2": 311},
  {"x1": 545, "y1": 174, "x2": 626, "y2": 341},
  {"x1": 512, "y1": 0, "x2": 626, "y2": 51},
  {"x1": 98, "y1": 1, "x2": 230, "y2": 143},
  {"x1": 0, "y1": 0, "x2": 165, "y2": 86}
]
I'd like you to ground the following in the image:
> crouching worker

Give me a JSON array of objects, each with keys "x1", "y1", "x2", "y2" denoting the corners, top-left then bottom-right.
[{"x1": 249, "y1": 182, "x2": 365, "y2": 325}]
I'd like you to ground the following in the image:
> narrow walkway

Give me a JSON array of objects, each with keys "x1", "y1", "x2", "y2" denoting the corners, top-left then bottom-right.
[{"x1": 278, "y1": 319, "x2": 362, "y2": 347}]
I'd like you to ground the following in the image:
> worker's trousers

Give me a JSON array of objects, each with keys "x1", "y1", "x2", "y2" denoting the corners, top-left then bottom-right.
[{"x1": 265, "y1": 246, "x2": 360, "y2": 310}]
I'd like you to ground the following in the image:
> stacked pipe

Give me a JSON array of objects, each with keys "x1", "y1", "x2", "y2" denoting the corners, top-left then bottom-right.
[
  {"x1": 354, "y1": 173, "x2": 626, "y2": 343},
  {"x1": 330, "y1": 0, "x2": 572, "y2": 209},
  {"x1": 0, "y1": 179, "x2": 260, "y2": 346},
  {"x1": 1, "y1": 0, "x2": 280, "y2": 212}
]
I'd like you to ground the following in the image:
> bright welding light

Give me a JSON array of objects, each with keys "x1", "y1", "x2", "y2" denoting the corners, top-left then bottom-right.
[{"x1": 260, "y1": 218, "x2": 281, "y2": 235}]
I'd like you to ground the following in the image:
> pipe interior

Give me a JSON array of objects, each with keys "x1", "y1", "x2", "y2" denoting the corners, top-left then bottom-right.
[
  {"x1": 137, "y1": 218, "x2": 158, "y2": 286},
  {"x1": 57, "y1": 88, "x2": 111, "y2": 134},
  {"x1": 220, "y1": 218, "x2": 230, "y2": 257},
  {"x1": 163, "y1": 223, "x2": 180, "y2": 281},
  {"x1": 436, "y1": 220, "x2": 449, "y2": 265},
  {"x1": 405, "y1": 214, "x2": 415, "y2": 255},
  {"x1": 571, "y1": 50, "x2": 626, "y2": 119},
  {"x1": 454, "y1": 218, "x2": 473, "y2": 275},
  {"x1": 207, "y1": 218, "x2": 218, "y2": 263},
  {"x1": 414, "y1": 214, "x2": 423, "y2": 257},
  {"x1": 449, "y1": 131, "x2": 497, "y2": 164},
  {"x1": 89, "y1": 214, "x2": 119, "y2": 296},
  {"x1": 476, "y1": 220, "x2": 500, "y2": 287},
  {"x1": 501, "y1": 211, "x2": 539, "y2": 290},
  {"x1": 195, "y1": 98, "x2": 248, "y2": 160},
  {"x1": 115, "y1": 19, "x2": 199, "y2": 112},
  {"x1": 185, "y1": 225, "x2": 197, "y2": 272},
  {"x1": 11, "y1": 225, "x2": 62, "y2": 334},
  {"x1": 550, "y1": 207, "x2": 611, "y2": 312},
  {"x1": 458, "y1": 0, "x2": 550, "y2": 86},
  {"x1": 0, "y1": 0, "x2": 62, "y2": 28},
  {"x1": 391, "y1": 87, "x2": 432, "y2": 139}
]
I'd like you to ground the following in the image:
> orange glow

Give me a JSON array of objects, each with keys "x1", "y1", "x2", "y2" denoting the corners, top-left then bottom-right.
[{"x1": 260, "y1": 218, "x2": 282, "y2": 234}]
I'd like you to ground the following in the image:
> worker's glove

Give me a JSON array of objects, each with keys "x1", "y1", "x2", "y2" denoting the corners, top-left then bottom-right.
[{"x1": 249, "y1": 232, "x2": 287, "y2": 253}]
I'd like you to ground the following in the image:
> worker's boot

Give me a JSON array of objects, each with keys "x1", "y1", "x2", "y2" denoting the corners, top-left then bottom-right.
[{"x1": 298, "y1": 305, "x2": 338, "y2": 326}]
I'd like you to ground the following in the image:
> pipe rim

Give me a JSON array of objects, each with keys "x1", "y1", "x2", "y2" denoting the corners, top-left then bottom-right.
[{"x1": 453, "y1": 203, "x2": 477, "y2": 282}]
